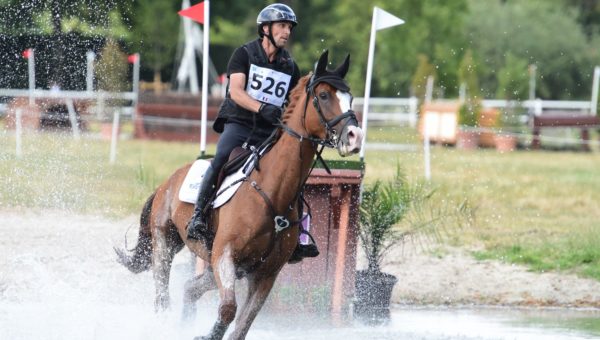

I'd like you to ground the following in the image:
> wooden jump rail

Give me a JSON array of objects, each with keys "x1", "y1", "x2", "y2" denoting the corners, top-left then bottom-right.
[
  {"x1": 135, "y1": 103, "x2": 220, "y2": 142},
  {"x1": 532, "y1": 111, "x2": 600, "y2": 150}
]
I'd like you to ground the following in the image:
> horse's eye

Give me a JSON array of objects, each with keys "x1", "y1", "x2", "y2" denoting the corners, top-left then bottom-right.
[{"x1": 319, "y1": 92, "x2": 328, "y2": 100}]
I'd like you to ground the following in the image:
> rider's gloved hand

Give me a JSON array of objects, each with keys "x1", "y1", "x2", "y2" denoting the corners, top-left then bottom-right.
[{"x1": 258, "y1": 103, "x2": 282, "y2": 125}]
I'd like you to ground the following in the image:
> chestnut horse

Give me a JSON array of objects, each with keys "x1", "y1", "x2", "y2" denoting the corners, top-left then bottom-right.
[{"x1": 115, "y1": 51, "x2": 363, "y2": 340}]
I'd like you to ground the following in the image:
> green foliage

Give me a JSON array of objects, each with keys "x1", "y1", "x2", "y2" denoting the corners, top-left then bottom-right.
[
  {"x1": 411, "y1": 54, "x2": 436, "y2": 101},
  {"x1": 458, "y1": 49, "x2": 479, "y2": 98},
  {"x1": 358, "y1": 163, "x2": 476, "y2": 273},
  {"x1": 95, "y1": 39, "x2": 129, "y2": 93},
  {"x1": 0, "y1": 1, "x2": 130, "y2": 36},
  {"x1": 294, "y1": 0, "x2": 468, "y2": 97},
  {"x1": 131, "y1": 0, "x2": 179, "y2": 77},
  {"x1": 495, "y1": 53, "x2": 530, "y2": 100},
  {"x1": 466, "y1": 0, "x2": 596, "y2": 99},
  {"x1": 458, "y1": 99, "x2": 480, "y2": 127},
  {"x1": 359, "y1": 166, "x2": 412, "y2": 272},
  {"x1": 3, "y1": 0, "x2": 599, "y2": 100},
  {"x1": 494, "y1": 105, "x2": 525, "y2": 132}
]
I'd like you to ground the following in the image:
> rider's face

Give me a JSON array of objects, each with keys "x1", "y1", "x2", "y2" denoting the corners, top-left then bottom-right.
[{"x1": 268, "y1": 22, "x2": 293, "y2": 48}]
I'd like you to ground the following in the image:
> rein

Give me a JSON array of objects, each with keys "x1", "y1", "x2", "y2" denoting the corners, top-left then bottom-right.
[{"x1": 244, "y1": 76, "x2": 357, "y2": 269}]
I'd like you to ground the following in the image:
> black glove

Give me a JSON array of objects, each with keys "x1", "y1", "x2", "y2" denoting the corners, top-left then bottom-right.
[{"x1": 258, "y1": 103, "x2": 282, "y2": 125}]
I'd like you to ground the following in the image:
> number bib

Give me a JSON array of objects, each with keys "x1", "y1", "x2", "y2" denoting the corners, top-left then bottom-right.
[{"x1": 246, "y1": 64, "x2": 291, "y2": 107}]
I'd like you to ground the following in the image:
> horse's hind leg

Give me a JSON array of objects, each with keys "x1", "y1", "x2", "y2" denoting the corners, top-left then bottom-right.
[
  {"x1": 182, "y1": 265, "x2": 217, "y2": 321},
  {"x1": 228, "y1": 274, "x2": 277, "y2": 340},
  {"x1": 152, "y1": 222, "x2": 181, "y2": 311}
]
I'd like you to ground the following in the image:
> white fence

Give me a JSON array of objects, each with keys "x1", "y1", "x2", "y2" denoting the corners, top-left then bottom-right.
[
  {"x1": 350, "y1": 97, "x2": 596, "y2": 130},
  {"x1": 1, "y1": 89, "x2": 137, "y2": 164},
  {"x1": 0, "y1": 88, "x2": 137, "y2": 122},
  {"x1": 481, "y1": 99, "x2": 594, "y2": 116},
  {"x1": 353, "y1": 97, "x2": 419, "y2": 127}
]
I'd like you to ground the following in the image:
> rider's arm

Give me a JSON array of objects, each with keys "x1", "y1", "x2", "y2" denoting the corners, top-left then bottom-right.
[
  {"x1": 229, "y1": 73, "x2": 262, "y2": 113},
  {"x1": 226, "y1": 46, "x2": 262, "y2": 114}
]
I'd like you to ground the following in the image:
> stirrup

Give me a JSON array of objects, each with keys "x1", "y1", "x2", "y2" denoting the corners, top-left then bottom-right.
[{"x1": 186, "y1": 218, "x2": 214, "y2": 250}]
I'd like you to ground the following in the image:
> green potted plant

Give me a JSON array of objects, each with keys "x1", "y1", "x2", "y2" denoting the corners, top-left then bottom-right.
[
  {"x1": 354, "y1": 167, "x2": 411, "y2": 324},
  {"x1": 456, "y1": 50, "x2": 481, "y2": 149},
  {"x1": 494, "y1": 107, "x2": 522, "y2": 152},
  {"x1": 456, "y1": 99, "x2": 481, "y2": 149},
  {"x1": 494, "y1": 54, "x2": 529, "y2": 152}
]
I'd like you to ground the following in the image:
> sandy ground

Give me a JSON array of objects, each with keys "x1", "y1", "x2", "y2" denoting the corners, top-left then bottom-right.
[
  {"x1": 2, "y1": 208, "x2": 600, "y2": 309},
  {"x1": 374, "y1": 244, "x2": 600, "y2": 308}
]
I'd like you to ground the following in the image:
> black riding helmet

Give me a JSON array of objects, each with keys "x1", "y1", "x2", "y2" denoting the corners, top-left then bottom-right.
[{"x1": 256, "y1": 3, "x2": 297, "y2": 48}]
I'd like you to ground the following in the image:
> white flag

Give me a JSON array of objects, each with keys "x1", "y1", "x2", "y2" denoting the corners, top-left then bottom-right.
[{"x1": 375, "y1": 7, "x2": 404, "y2": 31}]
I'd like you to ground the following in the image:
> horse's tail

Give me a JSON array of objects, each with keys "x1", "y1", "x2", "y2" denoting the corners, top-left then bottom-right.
[{"x1": 114, "y1": 192, "x2": 155, "y2": 274}]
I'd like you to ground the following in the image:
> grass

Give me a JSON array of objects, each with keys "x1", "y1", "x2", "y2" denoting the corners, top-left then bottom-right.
[
  {"x1": 2, "y1": 123, "x2": 600, "y2": 281},
  {"x1": 0, "y1": 129, "x2": 208, "y2": 217}
]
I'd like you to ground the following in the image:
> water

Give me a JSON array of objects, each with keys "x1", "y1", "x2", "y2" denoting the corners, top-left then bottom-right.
[
  {"x1": 2, "y1": 259, "x2": 600, "y2": 340},
  {"x1": 1, "y1": 210, "x2": 599, "y2": 339}
]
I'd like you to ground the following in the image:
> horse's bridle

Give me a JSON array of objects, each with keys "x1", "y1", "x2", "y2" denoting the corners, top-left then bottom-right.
[{"x1": 281, "y1": 75, "x2": 358, "y2": 148}]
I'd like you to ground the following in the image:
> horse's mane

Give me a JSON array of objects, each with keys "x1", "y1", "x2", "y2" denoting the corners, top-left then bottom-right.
[{"x1": 281, "y1": 74, "x2": 311, "y2": 123}]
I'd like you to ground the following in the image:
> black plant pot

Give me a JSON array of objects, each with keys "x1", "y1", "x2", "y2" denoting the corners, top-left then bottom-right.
[{"x1": 353, "y1": 270, "x2": 398, "y2": 324}]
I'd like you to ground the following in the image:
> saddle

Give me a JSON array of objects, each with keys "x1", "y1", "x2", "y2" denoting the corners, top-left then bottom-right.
[{"x1": 216, "y1": 146, "x2": 253, "y2": 189}]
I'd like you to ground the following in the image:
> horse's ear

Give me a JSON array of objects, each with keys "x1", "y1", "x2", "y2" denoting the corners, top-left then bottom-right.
[
  {"x1": 334, "y1": 54, "x2": 350, "y2": 79},
  {"x1": 315, "y1": 50, "x2": 329, "y2": 76}
]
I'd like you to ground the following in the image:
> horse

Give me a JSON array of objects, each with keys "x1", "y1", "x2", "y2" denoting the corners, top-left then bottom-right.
[{"x1": 114, "y1": 50, "x2": 364, "y2": 340}]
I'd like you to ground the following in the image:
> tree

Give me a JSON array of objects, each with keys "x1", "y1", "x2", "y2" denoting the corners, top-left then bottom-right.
[
  {"x1": 329, "y1": 0, "x2": 469, "y2": 97},
  {"x1": 411, "y1": 54, "x2": 436, "y2": 101},
  {"x1": 496, "y1": 53, "x2": 529, "y2": 100},
  {"x1": 131, "y1": 0, "x2": 179, "y2": 85},
  {"x1": 95, "y1": 38, "x2": 129, "y2": 120},
  {"x1": 465, "y1": 0, "x2": 596, "y2": 99},
  {"x1": 457, "y1": 49, "x2": 479, "y2": 99},
  {"x1": 559, "y1": 0, "x2": 600, "y2": 38},
  {"x1": 0, "y1": 0, "x2": 130, "y2": 89},
  {"x1": 96, "y1": 39, "x2": 129, "y2": 93}
]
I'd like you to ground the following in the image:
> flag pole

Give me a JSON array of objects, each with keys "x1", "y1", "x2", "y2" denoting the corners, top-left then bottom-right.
[
  {"x1": 200, "y1": 0, "x2": 210, "y2": 157},
  {"x1": 359, "y1": 8, "x2": 378, "y2": 162},
  {"x1": 28, "y1": 49, "x2": 35, "y2": 106}
]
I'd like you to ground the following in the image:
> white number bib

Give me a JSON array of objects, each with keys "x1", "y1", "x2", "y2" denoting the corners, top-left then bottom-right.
[{"x1": 246, "y1": 64, "x2": 291, "y2": 107}]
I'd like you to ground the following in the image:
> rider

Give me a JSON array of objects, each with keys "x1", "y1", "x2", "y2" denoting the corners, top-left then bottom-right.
[{"x1": 187, "y1": 3, "x2": 319, "y2": 262}]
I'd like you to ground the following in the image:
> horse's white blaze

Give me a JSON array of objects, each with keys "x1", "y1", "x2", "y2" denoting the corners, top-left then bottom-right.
[
  {"x1": 218, "y1": 244, "x2": 235, "y2": 290},
  {"x1": 335, "y1": 91, "x2": 363, "y2": 155},
  {"x1": 336, "y1": 91, "x2": 352, "y2": 113}
]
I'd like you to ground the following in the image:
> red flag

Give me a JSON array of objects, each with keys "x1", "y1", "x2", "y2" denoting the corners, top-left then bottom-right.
[
  {"x1": 178, "y1": 2, "x2": 204, "y2": 24},
  {"x1": 22, "y1": 48, "x2": 32, "y2": 59},
  {"x1": 127, "y1": 54, "x2": 139, "y2": 64}
]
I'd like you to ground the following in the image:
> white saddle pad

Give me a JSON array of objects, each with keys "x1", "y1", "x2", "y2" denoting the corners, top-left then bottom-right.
[
  {"x1": 179, "y1": 154, "x2": 257, "y2": 209},
  {"x1": 179, "y1": 160, "x2": 211, "y2": 204}
]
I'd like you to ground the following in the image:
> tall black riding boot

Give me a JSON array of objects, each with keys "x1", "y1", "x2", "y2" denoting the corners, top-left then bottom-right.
[{"x1": 187, "y1": 165, "x2": 218, "y2": 244}]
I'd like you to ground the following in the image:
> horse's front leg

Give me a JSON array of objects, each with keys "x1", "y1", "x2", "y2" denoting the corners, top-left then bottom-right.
[
  {"x1": 228, "y1": 273, "x2": 277, "y2": 340},
  {"x1": 182, "y1": 265, "x2": 217, "y2": 321},
  {"x1": 152, "y1": 225, "x2": 174, "y2": 311},
  {"x1": 194, "y1": 244, "x2": 237, "y2": 340}
]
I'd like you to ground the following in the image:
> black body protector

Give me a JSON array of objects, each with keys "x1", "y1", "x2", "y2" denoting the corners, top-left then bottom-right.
[{"x1": 213, "y1": 39, "x2": 296, "y2": 134}]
